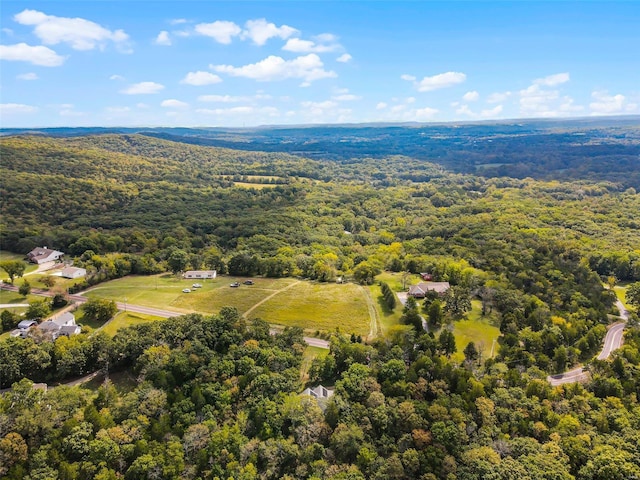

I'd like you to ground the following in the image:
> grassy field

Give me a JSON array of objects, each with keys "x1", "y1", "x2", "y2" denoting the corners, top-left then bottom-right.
[
  {"x1": 83, "y1": 275, "x2": 371, "y2": 335},
  {"x1": 450, "y1": 300, "x2": 501, "y2": 363},
  {"x1": 246, "y1": 281, "x2": 371, "y2": 336},
  {"x1": 234, "y1": 182, "x2": 278, "y2": 189},
  {"x1": 613, "y1": 284, "x2": 631, "y2": 310},
  {"x1": 0, "y1": 250, "x2": 38, "y2": 280},
  {"x1": 101, "y1": 311, "x2": 165, "y2": 336}
]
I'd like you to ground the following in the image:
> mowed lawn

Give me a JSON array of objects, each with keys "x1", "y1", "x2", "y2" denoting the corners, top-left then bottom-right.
[
  {"x1": 250, "y1": 281, "x2": 371, "y2": 335},
  {"x1": 0, "y1": 250, "x2": 38, "y2": 280},
  {"x1": 451, "y1": 300, "x2": 501, "y2": 363},
  {"x1": 101, "y1": 311, "x2": 166, "y2": 336},
  {"x1": 83, "y1": 274, "x2": 298, "y2": 316},
  {"x1": 613, "y1": 284, "x2": 632, "y2": 310}
]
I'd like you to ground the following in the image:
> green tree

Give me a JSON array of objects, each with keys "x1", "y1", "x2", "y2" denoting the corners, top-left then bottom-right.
[
  {"x1": 444, "y1": 286, "x2": 472, "y2": 318},
  {"x1": 626, "y1": 282, "x2": 640, "y2": 308},
  {"x1": 25, "y1": 299, "x2": 51, "y2": 320},
  {"x1": 82, "y1": 298, "x2": 118, "y2": 325},
  {"x1": 167, "y1": 249, "x2": 189, "y2": 274},
  {"x1": 352, "y1": 261, "x2": 380, "y2": 285},
  {"x1": 0, "y1": 260, "x2": 26, "y2": 284},
  {"x1": 401, "y1": 296, "x2": 423, "y2": 332},
  {"x1": 41, "y1": 276, "x2": 56, "y2": 288},
  {"x1": 427, "y1": 299, "x2": 444, "y2": 327},
  {"x1": 438, "y1": 329, "x2": 457, "y2": 357},
  {"x1": 463, "y1": 341, "x2": 479, "y2": 364},
  {"x1": 18, "y1": 279, "x2": 31, "y2": 296},
  {"x1": 1, "y1": 310, "x2": 19, "y2": 332}
]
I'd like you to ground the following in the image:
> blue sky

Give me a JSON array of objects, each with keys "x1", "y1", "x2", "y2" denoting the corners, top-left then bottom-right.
[{"x1": 1, "y1": 1, "x2": 639, "y2": 127}]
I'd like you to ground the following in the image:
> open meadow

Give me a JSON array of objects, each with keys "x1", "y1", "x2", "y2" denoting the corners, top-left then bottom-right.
[
  {"x1": 83, "y1": 274, "x2": 373, "y2": 335},
  {"x1": 450, "y1": 300, "x2": 501, "y2": 363}
]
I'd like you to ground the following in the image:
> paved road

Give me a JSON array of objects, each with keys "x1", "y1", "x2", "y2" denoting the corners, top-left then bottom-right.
[{"x1": 548, "y1": 300, "x2": 628, "y2": 386}]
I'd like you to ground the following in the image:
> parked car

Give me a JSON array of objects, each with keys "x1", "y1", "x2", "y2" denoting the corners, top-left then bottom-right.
[
  {"x1": 192, "y1": 283, "x2": 202, "y2": 288},
  {"x1": 230, "y1": 282, "x2": 240, "y2": 288},
  {"x1": 243, "y1": 280, "x2": 254, "y2": 285},
  {"x1": 182, "y1": 288, "x2": 191, "y2": 293}
]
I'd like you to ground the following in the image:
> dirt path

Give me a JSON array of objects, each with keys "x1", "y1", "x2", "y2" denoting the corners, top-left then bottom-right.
[
  {"x1": 361, "y1": 286, "x2": 381, "y2": 340},
  {"x1": 242, "y1": 280, "x2": 300, "y2": 319}
]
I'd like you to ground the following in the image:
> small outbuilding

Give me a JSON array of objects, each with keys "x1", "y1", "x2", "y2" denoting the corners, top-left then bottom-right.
[
  {"x1": 183, "y1": 270, "x2": 217, "y2": 279},
  {"x1": 60, "y1": 266, "x2": 87, "y2": 279}
]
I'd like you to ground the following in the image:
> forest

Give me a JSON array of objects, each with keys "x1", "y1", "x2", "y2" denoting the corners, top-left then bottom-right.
[{"x1": 1, "y1": 120, "x2": 640, "y2": 479}]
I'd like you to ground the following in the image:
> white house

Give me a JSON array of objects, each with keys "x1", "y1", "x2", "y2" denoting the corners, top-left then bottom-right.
[
  {"x1": 408, "y1": 281, "x2": 450, "y2": 298},
  {"x1": 183, "y1": 270, "x2": 217, "y2": 279},
  {"x1": 60, "y1": 266, "x2": 87, "y2": 279},
  {"x1": 37, "y1": 312, "x2": 81, "y2": 340},
  {"x1": 27, "y1": 247, "x2": 64, "y2": 264},
  {"x1": 302, "y1": 385, "x2": 334, "y2": 399}
]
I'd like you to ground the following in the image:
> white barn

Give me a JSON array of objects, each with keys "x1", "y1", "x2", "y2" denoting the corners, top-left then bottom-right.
[{"x1": 183, "y1": 270, "x2": 217, "y2": 279}]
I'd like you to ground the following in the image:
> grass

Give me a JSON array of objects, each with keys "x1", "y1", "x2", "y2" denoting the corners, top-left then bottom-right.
[
  {"x1": 84, "y1": 274, "x2": 297, "y2": 315},
  {"x1": 613, "y1": 285, "x2": 631, "y2": 310},
  {"x1": 450, "y1": 300, "x2": 501, "y2": 363},
  {"x1": 249, "y1": 281, "x2": 371, "y2": 336},
  {"x1": 301, "y1": 346, "x2": 329, "y2": 382},
  {"x1": 25, "y1": 273, "x2": 85, "y2": 292},
  {"x1": 234, "y1": 182, "x2": 278, "y2": 189},
  {"x1": 82, "y1": 275, "x2": 371, "y2": 335},
  {"x1": 101, "y1": 311, "x2": 165, "y2": 336},
  {"x1": 368, "y1": 283, "x2": 403, "y2": 333},
  {"x1": 0, "y1": 250, "x2": 38, "y2": 281}
]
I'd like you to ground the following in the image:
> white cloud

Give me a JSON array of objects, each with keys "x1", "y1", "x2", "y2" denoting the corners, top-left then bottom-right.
[
  {"x1": 414, "y1": 107, "x2": 439, "y2": 120},
  {"x1": 242, "y1": 18, "x2": 298, "y2": 46},
  {"x1": 410, "y1": 71, "x2": 467, "y2": 92},
  {"x1": 180, "y1": 71, "x2": 222, "y2": 86},
  {"x1": 455, "y1": 104, "x2": 475, "y2": 116},
  {"x1": 0, "y1": 103, "x2": 38, "y2": 114},
  {"x1": 17, "y1": 72, "x2": 38, "y2": 80},
  {"x1": 0, "y1": 43, "x2": 65, "y2": 66},
  {"x1": 154, "y1": 31, "x2": 171, "y2": 46},
  {"x1": 212, "y1": 54, "x2": 336, "y2": 83},
  {"x1": 301, "y1": 100, "x2": 338, "y2": 109},
  {"x1": 170, "y1": 19, "x2": 188, "y2": 25},
  {"x1": 60, "y1": 108, "x2": 85, "y2": 117},
  {"x1": 2, "y1": 28, "x2": 13, "y2": 36},
  {"x1": 480, "y1": 105, "x2": 503, "y2": 117},
  {"x1": 463, "y1": 91, "x2": 479, "y2": 102},
  {"x1": 332, "y1": 94, "x2": 361, "y2": 101},
  {"x1": 400, "y1": 74, "x2": 416, "y2": 82},
  {"x1": 487, "y1": 91, "x2": 511, "y2": 103},
  {"x1": 136, "y1": 103, "x2": 149, "y2": 109},
  {"x1": 120, "y1": 81, "x2": 165, "y2": 94},
  {"x1": 519, "y1": 83, "x2": 560, "y2": 116},
  {"x1": 110, "y1": 74, "x2": 124, "y2": 81},
  {"x1": 161, "y1": 99, "x2": 189, "y2": 108},
  {"x1": 376, "y1": 102, "x2": 388, "y2": 110},
  {"x1": 534, "y1": 72, "x2": 570, "y2": 87},
  {"x1": 589, "y1": 90, "x2": 636, "y2": 115},
  {"x1": 14, "y1": 9, "x2": 130, "y2": 51},
  {"x1": 106, "y1": 106, "x2": 131, "y2": 113},
  {"x1": 282, "y1": 37, "x2": 339, "y2": 53},
  {"x1": 196, "y1": 106, "x2": 279, "y2": 116},
  {"x1": 405, "y1": 97, "x2": 416, "y2": 104},
  {"x1": 195, "y1": 20, "x2": 241, "y2": 44},
  {"x1": 198, "y1": 94, "x2": 248, "y2": 103},
  {"x1": 336, "y1": 53, "x2": 352, "y2": 63}
]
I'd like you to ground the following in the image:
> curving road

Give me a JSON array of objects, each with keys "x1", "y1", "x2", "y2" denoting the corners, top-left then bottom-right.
[{"x1": 547, "y1": 300, "x2": 628, "y2": 386}]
